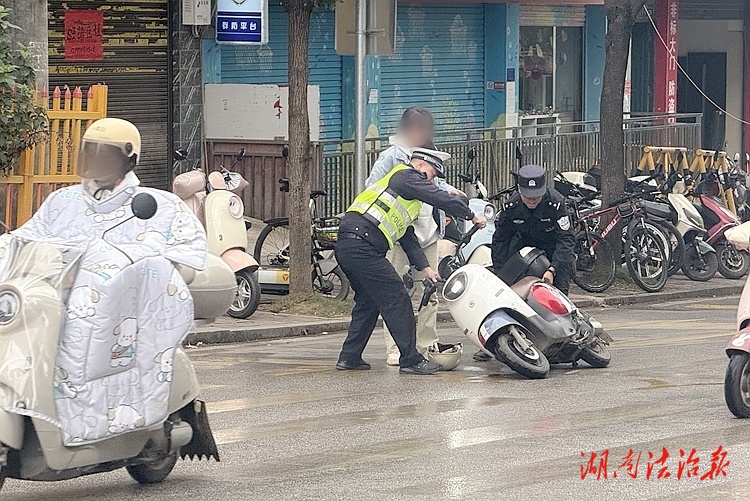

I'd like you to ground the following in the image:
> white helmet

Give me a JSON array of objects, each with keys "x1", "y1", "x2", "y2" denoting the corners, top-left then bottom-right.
[
  {"x1": 426, "y1": 342, "x2": 463, "y2": 371},
  {"x1": 80, "y1": 118, "x2": 141, "y2": 180}
]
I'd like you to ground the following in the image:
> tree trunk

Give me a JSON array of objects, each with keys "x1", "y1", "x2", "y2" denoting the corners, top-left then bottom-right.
[
  {"x1": 285, "y1": 0, "x2": 314, "y2": 295},
  {"x1": 6, "y1": 0, "x2": 48, "y2": 90},
  {"x1": 600, "y1": 0, "x2": 646, "y2": 254}
]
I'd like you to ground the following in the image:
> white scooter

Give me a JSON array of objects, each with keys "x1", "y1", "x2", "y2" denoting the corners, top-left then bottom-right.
[
  {"x1": 439, "y1": 149, "x2": 499, "y2": 272},
  {"x1": 0, "y1": 194, "x2": 220, "y2": 492},
  {"x1": 428, "y1": 225, "x2": 612, "y2": 379},
  {"x1": 173, "y1": 148, "x2": 261, "y2": 318}
]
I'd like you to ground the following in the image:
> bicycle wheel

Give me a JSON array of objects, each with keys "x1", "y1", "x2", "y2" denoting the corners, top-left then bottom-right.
[
  {"x1": 625, "y1": 224, "x2": 668, "y2": 292},
  {"x1": 648, "y1": 220, "x2": 685, "y2": 277},
  {"x1": 253, "y1": 220, "x2": 290, "y2": 266},
  {"x1": 572, "y1": 232, "x2": 616, "y2": 293}
]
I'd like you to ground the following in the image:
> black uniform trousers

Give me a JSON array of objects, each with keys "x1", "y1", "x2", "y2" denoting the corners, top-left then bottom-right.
[{"x1": 335, "y1": 237, "x2": 424, "y2": 368}]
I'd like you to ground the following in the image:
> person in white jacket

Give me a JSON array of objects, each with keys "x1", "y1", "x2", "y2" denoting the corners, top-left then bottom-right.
[{"x1": 366, "y1": 107, "x2": 464, "y2": 366}]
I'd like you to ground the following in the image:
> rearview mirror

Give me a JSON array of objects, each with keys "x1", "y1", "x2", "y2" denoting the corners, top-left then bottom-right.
[
  {"x1": 237, "y1": 148, "x2": 246, "y2": 160},
  {"x1": 174, "y1": 148, "x2": 188, "y2": 161},
  {"x1": 468, "y1": 148, "x2": 477, "y2": 161},
  {"x1": 282, "y1": 145, "x2": 289, "y2": 159}
]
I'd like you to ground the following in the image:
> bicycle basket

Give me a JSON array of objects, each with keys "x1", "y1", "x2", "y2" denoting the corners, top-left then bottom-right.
[{"x1": 313, "y1": 218, "x2": 340, "y2": 250}]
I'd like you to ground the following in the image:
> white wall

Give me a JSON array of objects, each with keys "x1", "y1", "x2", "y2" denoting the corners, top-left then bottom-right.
[{"x1": 678, "y1": 19, "x2": 744, "y2": 155}]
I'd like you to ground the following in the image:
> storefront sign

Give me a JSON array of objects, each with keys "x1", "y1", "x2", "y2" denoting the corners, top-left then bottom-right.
[
  {"x1": 64, "y1": 10, "x2": 104, "y2": 61},
  {"x1": 654, "y1": 0, "x2": 678, "y2": 119},
  {"x1": 487, "y1": 81, "x2": 506, "y2": 91},
  {"x1": 216, "y1": 0, "x2": 268, "y2": 44}
]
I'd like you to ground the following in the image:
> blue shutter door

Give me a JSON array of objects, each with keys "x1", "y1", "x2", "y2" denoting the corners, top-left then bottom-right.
[
  {"x1": 379, "y1": 4, "x2": 485, "y2": 134},
  {"x1": 219, "y1": 5, "x2": 342, "y2": 141}
]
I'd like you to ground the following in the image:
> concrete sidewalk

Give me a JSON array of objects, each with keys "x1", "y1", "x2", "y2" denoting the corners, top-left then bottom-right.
[{"x1": 186, "y1": 274, "x2": 746, "y2": 345}]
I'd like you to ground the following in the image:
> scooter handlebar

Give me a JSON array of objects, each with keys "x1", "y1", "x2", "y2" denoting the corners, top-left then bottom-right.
[{"x1": 419, "y1": 278, "x2": 446, "y2": 310}]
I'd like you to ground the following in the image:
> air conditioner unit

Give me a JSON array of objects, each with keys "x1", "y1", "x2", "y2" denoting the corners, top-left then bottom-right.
[{"x1": 183, "y1": 0, "x2": 211, "y2": 26}]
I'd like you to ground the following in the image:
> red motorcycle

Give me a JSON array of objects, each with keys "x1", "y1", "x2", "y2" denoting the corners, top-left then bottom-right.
[{"x1": 693, "y1": 173, "x2": 750, "y2": 279}]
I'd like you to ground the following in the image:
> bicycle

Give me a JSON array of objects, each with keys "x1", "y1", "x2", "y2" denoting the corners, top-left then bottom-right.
[{"x1": 253, "y1": 180, "x2": 350, "y2": 301}]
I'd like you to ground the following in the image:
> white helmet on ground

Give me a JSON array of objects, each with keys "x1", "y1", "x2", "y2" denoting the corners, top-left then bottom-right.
[{"x1": 426, "y1": 342, "x2": 463, "y2": 371}]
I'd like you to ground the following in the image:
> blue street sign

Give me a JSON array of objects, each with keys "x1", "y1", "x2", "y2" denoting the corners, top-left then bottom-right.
[{"x1": 216, "y1": 0, "x2": 268, "y2": 45}]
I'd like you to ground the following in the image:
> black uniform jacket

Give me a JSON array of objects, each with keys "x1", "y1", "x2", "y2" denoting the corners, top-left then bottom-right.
[
  {"x1": 491, "y1": 188, "x2": 576, "y2": 270},
  {"x1": 339, "y1": 166, "x2": 475, "y2": 270}
]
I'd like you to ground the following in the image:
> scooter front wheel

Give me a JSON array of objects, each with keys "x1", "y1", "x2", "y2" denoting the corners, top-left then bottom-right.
[
  {"x1": 681, "y1": 244, "x2": 718, "y2": 282},
  {"x1": 725, "y1": 352, "x2": 750, "y2": 418},
  {"x1": 494, "y1": 330, "x2": 550, "y2": 379},
  {"x1": 716, "y1": 242, "x2": 750, "y2": 280},
  {"x1": 228, "y1": 269, "x2": 262, "y2": 319},
  {"x1": 579, "y1": 338, "x2": 611, "y2": 368},
  {"x1": 126, "y1": 453, "x2": 178, "y2": 484}
]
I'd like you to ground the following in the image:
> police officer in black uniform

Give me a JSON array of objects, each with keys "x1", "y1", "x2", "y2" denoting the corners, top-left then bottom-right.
[
  {"x1": 474, "y1": 164, "x2": 575, "y2": 362},
  {"x1": 492, "y1": 164, "x2": 576, "y2": 292}
]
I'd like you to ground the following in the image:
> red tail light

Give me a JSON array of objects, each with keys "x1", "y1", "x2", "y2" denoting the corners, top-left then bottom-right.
[{"x1": 530, "y1": 283, "x2": 572, "y2": 315}]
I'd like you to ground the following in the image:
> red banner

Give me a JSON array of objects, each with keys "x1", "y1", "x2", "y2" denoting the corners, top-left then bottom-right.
[
  {"x1": 64, "y1": 10, "x2": 104, "y2": 61},
  {"x1": 654, "y1": 0, "x2": 678, "y2": 117}
]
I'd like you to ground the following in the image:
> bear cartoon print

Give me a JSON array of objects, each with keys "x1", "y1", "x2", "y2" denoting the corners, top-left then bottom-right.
[
  {"x1": 167, "y1": 267, "x2": 191, "y2": 301},
  {"x1": 154, "y1": 347, "x2": 175, "y2": 383},
  {"x1": 110, "y1": 318, "x2": 138, "y2": 368},
  {"x1": 67, "y1": 285, "x2": 100, "y2": 320},
  {"x1": 53, "y1": 367, "x2": 79, "y2": 400}
]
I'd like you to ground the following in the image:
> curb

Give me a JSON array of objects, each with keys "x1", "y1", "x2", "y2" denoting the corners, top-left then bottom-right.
[{"x1": 186, "y1": 284, "x2": 744, "y2": 346}]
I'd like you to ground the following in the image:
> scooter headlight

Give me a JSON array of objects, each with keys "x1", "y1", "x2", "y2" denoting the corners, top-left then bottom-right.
[
  {"x1": 443, "y1": 271, "x2": 467, "y2": 301},
  {"x1": 228, "y1": 194, "x2": 244, "y2": 219},
  {"x1": 0, "y1": 288, "x2": 21, "y2": 326},
  {"x1": 484, "y1": 204, "x2": 496, "y2": 220}
]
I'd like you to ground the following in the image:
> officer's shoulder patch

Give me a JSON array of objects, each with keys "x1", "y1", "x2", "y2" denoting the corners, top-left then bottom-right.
[{"x1": 557, "y1": 215, "x2": 571, "y2": 231}]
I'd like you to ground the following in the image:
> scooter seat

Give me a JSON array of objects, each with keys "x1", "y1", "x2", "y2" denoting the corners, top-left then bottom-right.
[{"x1": 510, "y1": 276, "x2": 540, "y2": 300}]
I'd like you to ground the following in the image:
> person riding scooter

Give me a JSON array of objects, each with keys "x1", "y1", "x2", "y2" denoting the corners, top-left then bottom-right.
[
  {"x1": 474, "y1": 165, "x2": 575, "y2": 363},
  {"x1": 9, "y1": 117, "x2": 207, "y2": 445},
  {"x1": 335, "y1": 145, "x2": 486, "y2": 375}
]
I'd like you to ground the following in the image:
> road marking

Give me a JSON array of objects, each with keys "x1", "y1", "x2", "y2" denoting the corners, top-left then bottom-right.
[{"x1": 609, "y1": 330, "x2": 732, "y2": 350}]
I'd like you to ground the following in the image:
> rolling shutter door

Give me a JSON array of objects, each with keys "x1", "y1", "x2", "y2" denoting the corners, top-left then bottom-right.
[
  {"x1": 219, "y1": 5, "x2": 343, "y2": 141},
  {"x1": 48, "y1": 1, "x2": 171, "y2": 189},
  {"x1": 379, "y1": 4, "x2": 485, "y2": 134},
  {"x1": 520, "y1": 6, "x2": 586, "y2": 27}
]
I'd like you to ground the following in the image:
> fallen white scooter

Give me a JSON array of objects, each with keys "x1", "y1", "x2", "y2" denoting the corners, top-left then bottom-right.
[
  {"x1": 428, "y1": 225, "x2": 612, "y2": 379},
  {"x1": 0, "y1": 194, "x2": 220, "y2": 492},
  {"x1": 173, "y1": 148, "x2": 261, "y2": 318}
]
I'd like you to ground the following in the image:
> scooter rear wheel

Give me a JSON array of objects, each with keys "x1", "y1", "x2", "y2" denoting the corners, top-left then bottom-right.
[
  {"x1": 494, "y1": 330, "x2": 550, "y2": 379},
  {"x1": 126, "y1": 453, "x2": 178, "y2": 484},
  {"x1": 725, "y1": 352, "x2": 750, "y2": 418}
]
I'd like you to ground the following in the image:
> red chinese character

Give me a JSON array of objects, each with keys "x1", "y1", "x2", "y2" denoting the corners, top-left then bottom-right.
[
  {"x1": 617, "y1": 449, "x2": 642, "y2": 479},
  {"x1": 700, "y1": 446, "x2": 729, "y2": 480},
  {"x1": 677, "y1": 448, "x2": 701, "y2": 480},
  {"x1": 581, "y1": 450, "x2": 610, "y2": 480},
  {"x1": 646, "y1": 448, "x2": 671, "y2": 480}
]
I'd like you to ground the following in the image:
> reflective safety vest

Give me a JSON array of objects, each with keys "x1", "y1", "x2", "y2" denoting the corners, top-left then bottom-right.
[{"x1": 347, "y1": 164, "x2": 423, "y2": 248}]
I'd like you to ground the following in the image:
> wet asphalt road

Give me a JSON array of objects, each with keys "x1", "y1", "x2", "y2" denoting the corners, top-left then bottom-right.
[{"x1": 5, "y1": 296, "x2": 750, "y2": 500}]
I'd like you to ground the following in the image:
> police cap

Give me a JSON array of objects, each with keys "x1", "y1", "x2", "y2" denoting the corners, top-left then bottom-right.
[{"x1": 518, "y1": 164, "x2": 547, "y2": 198}]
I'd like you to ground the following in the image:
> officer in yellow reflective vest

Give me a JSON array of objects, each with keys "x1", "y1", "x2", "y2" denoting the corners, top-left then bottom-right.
[{"x1": 336, "y1": 146, "x2": 487, "y2": 375}]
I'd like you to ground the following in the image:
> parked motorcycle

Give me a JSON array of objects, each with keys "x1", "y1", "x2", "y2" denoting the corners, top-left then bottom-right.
[
  {"x1": 0, "y1": 194, "x2": 220, "y2": 492},
  {"x1": 253, "y1": 147, "x2": 349, "y2": 301},
  {"x1": 693, "y1": 173, "x2": 750, "y2": 279},
  {"x1": 173, "y1": 148, "x2": 262, "y2": 318},
  {"x1": 430, "y1": 225, "x2": 612, "y2": 379}
]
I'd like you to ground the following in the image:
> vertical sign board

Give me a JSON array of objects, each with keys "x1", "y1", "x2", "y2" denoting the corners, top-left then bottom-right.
[
  {"x1": 654, "y1": 0, "x2": 678, "y2": 122},
  {"x1": 216, "y1": 0, "x2": 268, "y2": 44},
  {"x1": 64, "y1": 10, "x2": 104, "y2": 61}
]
